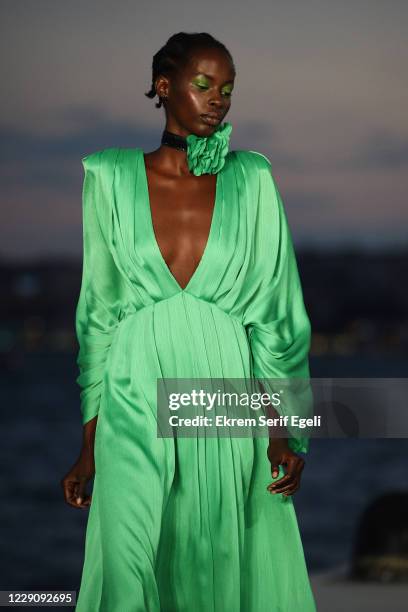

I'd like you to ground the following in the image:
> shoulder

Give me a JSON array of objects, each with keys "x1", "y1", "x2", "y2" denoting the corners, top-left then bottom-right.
[
  {"x1": 82, "y1": 147, "x2": 144, "y2": 183},
  {"x1": 232, "y1": 149, "x2": 272, "y2": 172},
  {"x1": 81, "y1": 147, "x2": 128, "y2": 174},
  {"x1": 232, "y1": 149, "x2": 286, "y2": 216},
  {"x1": 230, "y1": 149, "x2": 277, "y2": 196}
]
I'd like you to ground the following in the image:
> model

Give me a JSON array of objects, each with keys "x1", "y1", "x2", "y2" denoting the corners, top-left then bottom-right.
[{"x1": 61, "y1": 31, "x2": 317, "y2": 612}]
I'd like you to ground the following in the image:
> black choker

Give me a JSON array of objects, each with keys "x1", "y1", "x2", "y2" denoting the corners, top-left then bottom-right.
[
  {"x1": 158, "y1": 122, "x2": 232, "y2": 176},
  {"x1": 161, "y1": 130, "x2": 187, "y2": 152}
]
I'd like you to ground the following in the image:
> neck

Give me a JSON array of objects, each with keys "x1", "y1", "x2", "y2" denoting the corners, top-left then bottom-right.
[{"x1": 161, "y1": 129, "x2": 187, "y2": 152}]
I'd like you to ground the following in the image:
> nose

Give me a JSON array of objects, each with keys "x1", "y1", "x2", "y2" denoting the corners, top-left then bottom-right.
[
  {"x1": 209, "y1": 90, "x2": 224, "y2": 107},
  {"x1": 209, "y1": 97, "x2": 223, "y2": 109}
]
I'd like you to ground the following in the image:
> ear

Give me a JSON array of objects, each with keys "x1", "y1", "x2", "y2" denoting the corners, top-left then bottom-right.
[{"x1": 155, "y1": 75, "x2": 169, "y2": 100}]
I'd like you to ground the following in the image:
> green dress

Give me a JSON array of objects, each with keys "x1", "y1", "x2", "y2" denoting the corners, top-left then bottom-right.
[{"x1": 74, "y1": 146, "x2": 316, "y2": 612}]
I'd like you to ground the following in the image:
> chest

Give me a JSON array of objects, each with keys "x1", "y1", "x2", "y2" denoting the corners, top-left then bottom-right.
[
  {"x1": 110, "y1": 148, "x2": 250, "y2": 294},
  {"x1": 145, "y1": 167, "x2": 218, "y2": 267}
]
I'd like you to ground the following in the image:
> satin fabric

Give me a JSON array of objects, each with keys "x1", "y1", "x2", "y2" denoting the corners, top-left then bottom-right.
[{"x1": 74, "y1": 147, "x2": 316, "y2": 611}]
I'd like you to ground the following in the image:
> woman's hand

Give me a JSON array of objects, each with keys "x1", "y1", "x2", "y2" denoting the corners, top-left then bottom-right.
[
  {"x1": 266, "y1": 438, "x2": 305, "y2": 497},
  {"x1": 61, "y1": 447, "x2": 95, "y2": 509}
]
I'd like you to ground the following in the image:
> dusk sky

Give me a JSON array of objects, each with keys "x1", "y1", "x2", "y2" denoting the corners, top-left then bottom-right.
[{"x1": 1, "y1": 0, "x2": 407, "y2": 259}]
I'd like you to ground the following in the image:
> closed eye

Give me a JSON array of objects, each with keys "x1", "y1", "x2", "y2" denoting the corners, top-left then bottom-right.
[{"x1": 195, "y1": 84, "x2": 232, "y2": 97}]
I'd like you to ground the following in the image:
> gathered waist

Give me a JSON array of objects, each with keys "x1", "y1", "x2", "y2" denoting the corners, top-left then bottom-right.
[{"x1": 118, "y1": 294, "x2": 247, "y2": 330}]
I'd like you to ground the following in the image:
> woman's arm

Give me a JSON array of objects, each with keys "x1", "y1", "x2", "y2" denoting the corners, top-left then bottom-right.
[
  {"x1": 61, "y1": 151, "x2": 122, "y2": 508},
  {"x1": 243, "y1": 152, "x2": 313, "y2": 496},
  {"x1": 244, "y1": 152, "x2": 312, "y2": 454},
  {"x1": 81, "y1": 415, "x2": 98, "y2": 452},
  {"x1": 75, "y1": 150, "x2": 123, "y2": 439}
]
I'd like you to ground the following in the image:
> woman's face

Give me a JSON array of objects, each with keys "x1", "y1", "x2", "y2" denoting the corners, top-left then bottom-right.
[{"x1": 156, "y1": 47, "x2": 235, "y2": 137}]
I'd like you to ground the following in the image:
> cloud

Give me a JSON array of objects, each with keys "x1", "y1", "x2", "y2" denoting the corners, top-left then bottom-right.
[
  {"x1": 0, "y1": 106, "x2": 155, "y2": 163},
  {"x1": 339, "y1": 129, "x2": 408, "y2": 171},
  {"x1": 0, "y1": 106, "x2": 157, "y2": 191}
]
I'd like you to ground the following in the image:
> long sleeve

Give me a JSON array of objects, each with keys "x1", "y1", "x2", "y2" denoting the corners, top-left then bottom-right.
[
  {"x1": 243, "y1": 152, "x2": 313, "y2": 454},
  {"x1": 75, "y1": 150, "x2": 123, "y2": 425}
]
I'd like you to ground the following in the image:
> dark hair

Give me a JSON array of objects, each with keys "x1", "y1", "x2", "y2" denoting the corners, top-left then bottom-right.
[{"x1": 145, "y1": 32, "x2": 235, "y2": 109}]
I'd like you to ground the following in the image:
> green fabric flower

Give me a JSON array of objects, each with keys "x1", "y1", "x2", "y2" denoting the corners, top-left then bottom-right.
[{"x1": 186, "y1": 122, "x2": 233, "y2": 176}]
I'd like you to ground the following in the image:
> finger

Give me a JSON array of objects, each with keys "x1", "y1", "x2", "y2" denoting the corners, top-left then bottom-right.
[
  {"x1": 66, "y1": 498, "x2": 87, "y2": 509},
  {"x1": 268, "y1": 476, "x2": 294, "y2": 492},
  {"x1": 281, "y1": 483, "x2": 300, "y2": 497},
  {"x1": 267, "y1": 469, "x2": 295, "y2": 490},
  {"x1": 267, "y1": 473, "x2": 288, "y2": 489},
  {"x1": 68, "y1": 489, "x2": 92, "y2": 509},
  {"x1": 82, "y1": 495, "x2": 92, "y2": 506},
  {"x1": 268, "y1": 461, "x2": 302, "y2": 492},
  {"x1": 62, "y1": 479, "x2": 79, "y2": 504},
  {"x1": 273, "y1": 472, "x2": 302, "y2": 494},
  {"x1": 271, "y1": 464, "x2": 280, "y2": 479},
  {"x1": 76, "y1": 479, "x2": 88, "y2": 505},
  {"x1": 74, "y1": 494, "x2": 91, "y2": 508}
]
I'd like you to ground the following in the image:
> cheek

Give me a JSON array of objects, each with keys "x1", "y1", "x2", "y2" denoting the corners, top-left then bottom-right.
[{"x1": 185, "y1": 89, "x2": 203, "y2": 112}]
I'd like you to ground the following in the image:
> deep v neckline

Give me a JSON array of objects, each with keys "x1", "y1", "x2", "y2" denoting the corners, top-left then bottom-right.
[{"x1": 140, "y1": 149, "x2": 223, "y2": 293}]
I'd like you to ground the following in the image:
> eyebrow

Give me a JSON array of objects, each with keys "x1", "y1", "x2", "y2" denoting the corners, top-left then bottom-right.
[{"x1": 193, "y1": 72, "x2": 234, "y2": 84}]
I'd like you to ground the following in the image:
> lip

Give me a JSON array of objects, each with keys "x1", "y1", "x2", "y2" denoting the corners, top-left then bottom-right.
[{"x1": 200, "y1": 113, "x2": 223, "y2": 126}]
